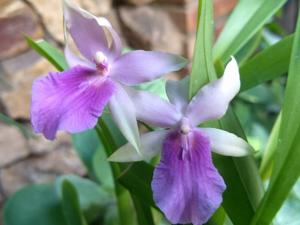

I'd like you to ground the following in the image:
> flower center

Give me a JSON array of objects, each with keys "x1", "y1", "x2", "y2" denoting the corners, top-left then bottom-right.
[
  {"x1": 180, "y1": 117, "x2": 191, "y2": 134},
  {"x1": 94, "y1": 51, "x2": 109, "y2": 75}
]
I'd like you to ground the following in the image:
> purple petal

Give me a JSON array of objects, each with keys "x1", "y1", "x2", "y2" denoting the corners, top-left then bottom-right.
[
  {"x1": 108, "y1": 85, "x2": 140, "y2": 152},
  {"x1": 166, "y1": 76, "x2": 189, "y2": 113},
  {"x1": 152, "y1": 129, "x2": 226, "y2": 225},
  {"x1": 125, "y1": 87, "x2": 181, "y2": 128},
  {"x1": 185, "y1": 57, "x2": 240, "y2": 126},
  {"x1": 63, "y1": 0, "x2": 110, "y2": 62},
  {"x1": 31, "y1": 66, "x2": 115, "y2": 140},
  {"x1": 110, "y1": 50, "x2": 188, "y2": 85}
]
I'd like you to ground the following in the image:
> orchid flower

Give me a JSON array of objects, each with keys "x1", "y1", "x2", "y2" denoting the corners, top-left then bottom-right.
[
  {"x1": 109, "y1": 58, "x2": 252, "y2": 225},
  {"x1": 30, "y1": 0, "x2": 187, "y2": 152}
]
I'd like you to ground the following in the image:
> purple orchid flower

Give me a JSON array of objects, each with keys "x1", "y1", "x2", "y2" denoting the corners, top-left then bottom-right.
[
  {"x1": 30, "y1": 0, "x2": 187, "y2": 151},
  {"x1": 109, "y1": 58, "x2": 252, "y2": 225}
]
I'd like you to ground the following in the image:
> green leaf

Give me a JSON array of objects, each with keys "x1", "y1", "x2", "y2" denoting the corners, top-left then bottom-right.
[
  {"x1": 56, "y1": 175, "x2": 112, "y2": 223},
  {"x1": 240, "y1": 35, "x2": 293, "y2": 92},
  {"x1": 135, "y1": 78, "x2": 167, "y2": 99},
  {"x1": 206, "y1": 207, "x2": 226, "y2": 225},
  {"x1": 213, "y1": 0, "x2": 287, "y2": 63},
  {"x1": 131, "y1": 194, "x2": 155, "y2": 225},
  {"x1": 189, "y1": 0, "x2": 216, "y2": 97},
  {"x1": 118, "y1": 162, "x2": 156, "y2": 208},
  {"x1": 275, "y1": 180, "x2": 300, "y2": 224},
  {"x1": 92, "y1": 145, "x2": 115, "y2": 191},
  {"x1": 4, "y1": 184, "x2": 67, "y2": 225},
  {"x1": 72, "y1": 129, "x2": 101, "y2": 175},
  {"x1": 259, "y1": 113, "x2": 281, "y2": 180},
  {"x1": 26, "y1": 37, "x2": 68, "y2": 71},
  {"x1": 61, "y1": 180, "x2": 87, "y2": 225},
  {"x1": 251, "y1": 11, "x2": 300, "y2": 225},
  {"x1": 235, "y1": 31, "x2": 262, "y2": 66},
  {"x1": 95, "y1": 119, "x2": 137, "y2": 225},
  {"x1": 239, "y1": 84, "x2": 275, "y2": 104}
]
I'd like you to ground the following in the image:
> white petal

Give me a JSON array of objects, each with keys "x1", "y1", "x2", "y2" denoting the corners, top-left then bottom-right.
[
  {"x1": 199, "y1": 128, "x2": 252, "y2": 157},
  {"x1": 185, "y1": 57, "x2": 240, "y2": 126},
  {"x1": 109, "y1": 85, "x2": 141, "y2": 152},
  {"x1": 108, "y1": 130, "x2": 168, "y2": 162},
  {"x1": 125, "y1": 87, "x2": 182, "y2": 128},
  {"x1": 166, "y1": 76, "x2": 189, "y2": 113}
]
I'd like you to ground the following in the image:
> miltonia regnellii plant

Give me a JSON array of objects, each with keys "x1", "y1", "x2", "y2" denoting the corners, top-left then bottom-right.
[{"x1": 4, "y1": 0, "x2": 300, "y2": 225}]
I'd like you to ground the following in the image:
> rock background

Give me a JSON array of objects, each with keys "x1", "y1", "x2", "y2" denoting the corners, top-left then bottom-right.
[{"x1": 0, "y1": 0, "x2": 238, "y2": 223}]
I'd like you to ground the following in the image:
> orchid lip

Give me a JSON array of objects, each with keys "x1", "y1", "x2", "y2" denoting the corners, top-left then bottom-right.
[{"x1": 94, "y1": 51, "x2": 109, "y2": 75}]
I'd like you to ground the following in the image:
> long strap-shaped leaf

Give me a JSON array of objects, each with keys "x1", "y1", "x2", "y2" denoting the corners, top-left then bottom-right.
[
  {"x1": 259, "y1": 113, "x2": 282, "y2": 180},
  {"x1": 213, "y1": 0, "x2": 287, "y2": 63},
  {"x1": 189, "y1": 0, "x2": 216, "y2": 96},
  {"x1": 26, "y1": 37, "x2": 68, "y2": 71},
  {"x1": 251, "y1": 9, "x2": 300, "y2": 225},
  {"x1": 61, "y1": 181, "x2": 87, "y2": 225},
  {"x1": 240, "y1": 35, "x2": 294, "y2": 92},
  {"x1": 189, "y1": 0, "x2": 264, "y2": 224}
]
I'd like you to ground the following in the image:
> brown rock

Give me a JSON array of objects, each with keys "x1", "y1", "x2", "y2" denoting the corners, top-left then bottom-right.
[
  {"x1": 164, "y1": 1, "x2": 198, "y2": 34},
  {"x1": 157, "y1": 0, "x2": 195, "y2": 5},
  {"x1": 0, "y1": 64, "x2": 11, "y2": 93},
  {"x1": 0, "y1": 124, "x2": 30, "y2": 167},
  {"x1": 0, "y1": 1, "x2": 44, "y2": 60},
  {"x1": 1, "y1": 88, "x2": 31, "y2": 119},
  {"x1": 214, "y1": 0, "x2": 236, "y2": 19},
  {"x1": 27, "y1": 136, "x2": 57, "y2": 155},
  {"x1": 124, "y1": 0, "x2": 155, "y2": 6},
  {"x1": 28, "y1": 0, "x2": 112, "y2": 42},
  {"x1": 182, "y1": 34, "x2": 195, "y2": 59},
  {"x1": 1, "y1": 137, "x2": 86, "y2": 196},
  {"x1": 1, "y1": 50, "x2": 41, "y2": 78},
  {"x1": 28, "y1": 133, "x2": 70, "y2": 155},
  {"x1": 0, "y1": 58, "x2": 55, "y2": 119},
  {"x1": 120, "y1": 6, "x2": 183, "y2": 54},
  {"x1": 0, "y1": 0, "x2": 10, "y2": 7},
  {"x1": 106, "y1": 10, "x2": 128, "y2": 46}
]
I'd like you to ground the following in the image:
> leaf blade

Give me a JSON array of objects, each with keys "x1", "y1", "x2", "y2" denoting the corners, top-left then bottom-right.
[
  {"x1": 213, "y1": 0, "x2": 287, "y2": 63},
  {"x1": 240, "y1": 35, "x2": 293, "y2": 92},
  {"x1": 251, "y1": 10, "x2": 300, "y2": 225},
  {"x1": 189, "y1": 0, "x2": 216, "y2": 97},
  {"x1": 26, "y1": 37, "x2": 68, "y2": 71},
  {"x1": 61, "y1": 181, "x2": 87, "y2": 225}
]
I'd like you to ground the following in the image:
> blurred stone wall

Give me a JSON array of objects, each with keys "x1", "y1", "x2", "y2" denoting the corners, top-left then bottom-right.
[{"x1": 0, "y1": 0, "x2": 236, "y2": 222}]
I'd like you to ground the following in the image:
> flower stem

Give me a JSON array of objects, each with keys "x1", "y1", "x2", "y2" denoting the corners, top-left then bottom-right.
[{"x1": 95, "y1": 119, "x2": 134, "y2": 225}]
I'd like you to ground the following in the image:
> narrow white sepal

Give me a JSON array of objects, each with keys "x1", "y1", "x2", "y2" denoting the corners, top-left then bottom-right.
[
  {"x1": 199, "y1": 128, "x2": 252, "y2": 157},
  {"x1": 108, "y1": 130, "x2": 168, "y2": 162},
  {"x1": 109, "y1": 85, "x2": 141, "y2": 153}
]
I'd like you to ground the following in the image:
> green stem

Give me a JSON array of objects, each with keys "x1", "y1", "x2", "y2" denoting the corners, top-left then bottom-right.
[{"x1": 95, "y1": 120, "x2": 133, "y2": 225}]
